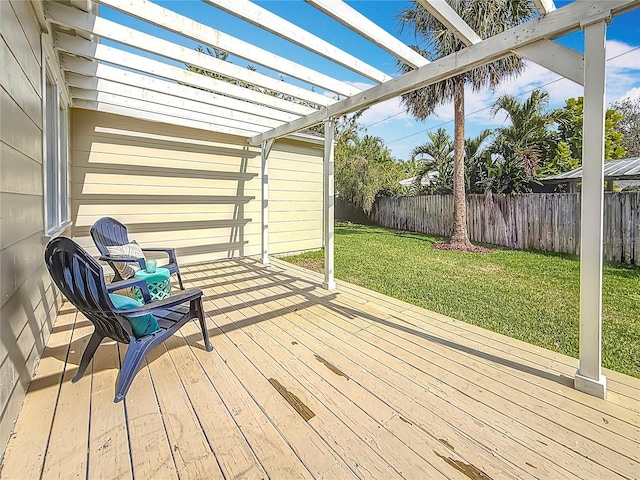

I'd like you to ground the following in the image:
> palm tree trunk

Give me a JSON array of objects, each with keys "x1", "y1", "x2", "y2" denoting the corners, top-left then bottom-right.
[{"x1": 449, "y1": 77, "x2": 474, "y2": 249}]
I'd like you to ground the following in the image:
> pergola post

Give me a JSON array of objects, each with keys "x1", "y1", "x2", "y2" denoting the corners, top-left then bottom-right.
[
  {"x1": 261, "y1": 139, "x2": 273, "y2": 265},
  {"x1": 323, "y1": 119, "x2": 336, "y2": 290},
  {"x1": 575, "y1": 15, "x2": 609, "y2": 398}
]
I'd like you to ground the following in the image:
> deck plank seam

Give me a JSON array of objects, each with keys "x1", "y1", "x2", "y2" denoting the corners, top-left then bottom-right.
[
  {"x1": 141, "y1": 355, "x2": 183, "y2": 478},
  {"x1": 37, "y1": 307, "x2": 80, "y2": 480},
  {"x1": 361, "y1": 317, "x2": 640, "y2": 447},
  {"x1": 270, "y1": 266, "x2": 640, "y2": 417},
  {"x1": 274, "y1": 258, "x2": 639, "y2": 396},
  {"x1": 215, "y1": 274, "x2": 486, "y2": 480},
  {"x1": 358, "y1": 323, "x2": 640, "y2": 473}
]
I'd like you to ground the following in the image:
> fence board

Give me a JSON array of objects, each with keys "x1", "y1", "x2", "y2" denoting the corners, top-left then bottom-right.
[{"x1": 372, "y1": 193, "x2": 639, "y2": 265}]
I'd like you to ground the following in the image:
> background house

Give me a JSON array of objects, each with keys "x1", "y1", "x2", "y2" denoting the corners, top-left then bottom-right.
[{"x1": 541, "y1": 156, "x2": 640, "y2": 192}]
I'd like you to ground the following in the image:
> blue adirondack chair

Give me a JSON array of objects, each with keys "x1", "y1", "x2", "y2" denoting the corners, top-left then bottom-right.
[
  {"x1": 90, "y1": 216, "x2": 185, "y2": 289},
  {"x1": 44, "y1": 236, "x2": 213, "y2": 402}
]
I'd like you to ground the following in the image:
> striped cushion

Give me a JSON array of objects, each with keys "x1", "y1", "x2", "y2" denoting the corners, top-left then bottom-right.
[{"x1": 106, "y1": 241, "x2": 145, "y2": 279}]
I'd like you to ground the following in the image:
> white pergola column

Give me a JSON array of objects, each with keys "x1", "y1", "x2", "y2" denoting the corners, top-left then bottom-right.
[
  {"x1": 323, "y1": 119, "x2": 336, "y2": 290},
  {"x1": 575, "y1": 15, "x2": 609, "y2": 399},
  {"x1": 261, "y1": 139, "x2": 273, "y2": 265}
]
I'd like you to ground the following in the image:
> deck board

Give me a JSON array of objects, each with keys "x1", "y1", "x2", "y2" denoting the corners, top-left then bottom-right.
[{"x1": 1, "y1": 258, "x2": 638, "y2": 480}]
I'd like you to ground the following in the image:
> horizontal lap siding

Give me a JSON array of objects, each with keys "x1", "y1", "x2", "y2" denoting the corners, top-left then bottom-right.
[
  {"x1": 71, "y1": 109, "x2": 263, "y2": 265},
  {"x1": 71, "y1": 111, "x2": 324, "y2": 267},
  {"x1": 268, "y1": 141, "x2": 323, "y2": 255},
  {"x1": 0, "y1": 0, "x2": 63, "y2": 460}
]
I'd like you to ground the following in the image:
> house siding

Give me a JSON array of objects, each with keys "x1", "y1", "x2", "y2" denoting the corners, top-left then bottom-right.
[
  {"x1": 268, "y1": 140, "x2": 324, "y2": 254},
  {"x1": 0, "y1": 0, "x2": 65, "y2": 459},
  {"x1": 70, "y1": 109, "x2": 323, "y2": 268}
]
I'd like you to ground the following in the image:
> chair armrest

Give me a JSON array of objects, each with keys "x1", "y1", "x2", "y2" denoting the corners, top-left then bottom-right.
[
  {"x1": 106, "y1": 277, "x2": 152, "y2": 303},
  {"x1": 117, "y1": 288, "x2": 202, "y2": 317},
  {"x1": 141, "y1": 247, "x2": 177, "y2": 264}
]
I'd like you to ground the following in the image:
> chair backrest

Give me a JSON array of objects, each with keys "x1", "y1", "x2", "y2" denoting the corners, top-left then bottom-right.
[
  {"x1": 45, "y1": 237, "x2": 132, "y2": 343},
  {"x1": 90, "y1": 217, "x2": 130, "y2": 257}
]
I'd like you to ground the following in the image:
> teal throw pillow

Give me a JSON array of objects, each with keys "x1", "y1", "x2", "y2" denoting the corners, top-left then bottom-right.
[{"x1": 109, "y1": 293, "x2": 161, "y2": 338}]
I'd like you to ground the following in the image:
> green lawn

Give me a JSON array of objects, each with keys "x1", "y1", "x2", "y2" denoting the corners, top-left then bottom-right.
[{"x1": 282, "y1": 223, "x2": 640, "y2": 378}]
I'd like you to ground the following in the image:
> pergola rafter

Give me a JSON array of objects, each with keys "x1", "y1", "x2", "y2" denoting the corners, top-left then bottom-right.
[
  {"x1": 92, "y1": 0, "x2": 361, "y2": 97},
  {"x1": 54, "y1": 34, "x2": 319, "y2": 116},
  {"x1": 306, "y1": 0, "x2": 430, "y2": 68},
  {"x1": 416, "y1": 0, "x2": 482, "y2": 46},
  {"x1": 61, "y1": 60, "x2": 300, "y2": 123},
  {"x1": 203, "y1": 0, "x2": 392, "y2": 84},
  {"x1": 250, "y1": 0, "x2": 635, "y2": 146}
]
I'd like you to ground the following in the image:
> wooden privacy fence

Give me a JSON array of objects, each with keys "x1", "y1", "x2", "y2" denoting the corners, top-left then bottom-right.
[{"x1": 373, "y1": 193, "x2": 640, "y2": 265}]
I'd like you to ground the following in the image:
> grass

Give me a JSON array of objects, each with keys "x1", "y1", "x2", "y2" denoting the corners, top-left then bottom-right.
[{"x1": 282, "y1": 222, "x2": 640, "y2": 378}]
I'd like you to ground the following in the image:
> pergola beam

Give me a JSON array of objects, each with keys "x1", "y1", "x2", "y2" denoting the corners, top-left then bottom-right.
[
  {"x1": 516, "y1": 40, "x2": 584, "y2": 86},
  {"x1": 204, "y1": 0, "x2": 391, "y2": 84},
  {"x1": 46, "y1": 1, "x2": 333, "y2": 108},
  {"x1": 305, "y1": 0, "x2": 429, "y2": 69},
  {"x1": 250, "y1": 0, "x2": 636, "y2": 146},
  {"x1": 93, "y1": 0, "x2": 360, "y2": 97},
  {"x1": 416, "y1": 0, "x2": 481, "y2": 46},
  {"x1": 415, "y1": 1, "x2": 581, "y2": 83}
]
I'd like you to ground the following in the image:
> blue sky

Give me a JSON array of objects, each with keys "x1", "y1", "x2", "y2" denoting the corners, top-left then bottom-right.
[{"x1": 102, "y1": 1, "x2": 640, "y2": 161}]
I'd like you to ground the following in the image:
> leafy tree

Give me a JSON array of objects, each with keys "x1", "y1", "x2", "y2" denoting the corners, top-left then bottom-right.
[
  {"x1": 397, "y1": 0, "x2": 536, "y2": 251},
  {"x1": 334, "y1": 112, "x2": 405, "y2": 214},
  {"x1": 539, "y1": 141, "x2": 578, "y2": 177},
  {"x1": 410, "y1": 128, "x2": 496, "y2": 195},
  {"x1": 610, "y1": 97, "x2": 640, "y2": 157},
  {"x1": 553, "y1": 96, "x2": 626, "y2": 165}
]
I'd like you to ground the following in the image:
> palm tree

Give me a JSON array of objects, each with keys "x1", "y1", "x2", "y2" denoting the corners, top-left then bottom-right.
[
  {"x1": 410, "y1": 128, "x2": 454, "y2": 193},
  {"x1": 397, "y1": 0, "x2": 535, "y2": 251},
  {"x1": 464, "y1": 129, "x2": 493, "y2": 193},
  {"x1": 490, "y1": 89, "x2": 560, "y2": 178}
]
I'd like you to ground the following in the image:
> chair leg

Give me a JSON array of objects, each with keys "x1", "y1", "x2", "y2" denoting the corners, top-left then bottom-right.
[
  {"x1": 114, "y1": 340, "x2": 152, "y2": 402},
  {"x1": 175, "y1": 269, "x2": 185, "y2": 290},
  {"x1": 72, "y1": 331, "x2": 104, "y2": 383},
  {"x1": 194, "y1": 298, "x2": 213, "y2": 352}
]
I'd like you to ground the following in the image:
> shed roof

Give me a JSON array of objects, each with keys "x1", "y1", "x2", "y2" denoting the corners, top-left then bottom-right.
[{"x1": 541, "y1": 157, "x2": 640, "y2": 183}]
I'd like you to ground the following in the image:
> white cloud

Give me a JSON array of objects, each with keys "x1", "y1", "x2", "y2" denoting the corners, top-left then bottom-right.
[
  {"x1": 607, "y1": 40, "x2": 640, "y2": 70},
  {"x1": 621, "y1": 87, "x2": 640, "y2": 102},
  {"x1": 359, "y1": 97, "x2": 414, "y2": 126}
]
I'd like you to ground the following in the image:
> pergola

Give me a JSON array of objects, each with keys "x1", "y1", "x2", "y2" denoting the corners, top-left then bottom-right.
[{"x1": 38, "y1": 0, "x2": 639, "y2": 399}]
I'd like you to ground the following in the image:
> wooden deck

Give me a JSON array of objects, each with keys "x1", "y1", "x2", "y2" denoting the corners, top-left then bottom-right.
[{"x1": 1, "y1": 258, "x2": 638, "y2": 480}]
